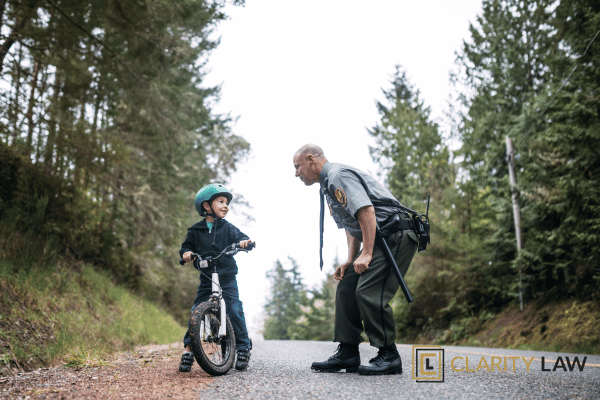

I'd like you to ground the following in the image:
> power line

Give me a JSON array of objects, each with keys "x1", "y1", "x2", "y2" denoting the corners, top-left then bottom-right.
[{"x1": 540, "y1": 27, "x2": 600, "y2": 116}]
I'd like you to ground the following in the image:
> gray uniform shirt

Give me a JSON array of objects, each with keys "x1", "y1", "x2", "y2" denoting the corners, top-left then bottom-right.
[{"x1": 319, "y1": 161, "x2": 403, "y2": 241}]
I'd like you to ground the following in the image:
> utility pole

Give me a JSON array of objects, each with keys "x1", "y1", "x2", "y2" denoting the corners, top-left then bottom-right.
[{"x1": 506, "y1": 136, "x2": 523, "y2": 312}]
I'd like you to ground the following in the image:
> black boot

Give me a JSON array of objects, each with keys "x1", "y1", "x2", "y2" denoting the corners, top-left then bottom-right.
[
  {"x1": 357, "y1": 345, "x2": 402, "y2": 375},
  {"x1": 235, "y1": 349, "x2": 251, "y2": 371},
  {"x1": 311, "y1": 344, "x2": 360, "y2": 373},
  {"x1": 178, "y1": 352, "x2": 194, "y2": 372}
]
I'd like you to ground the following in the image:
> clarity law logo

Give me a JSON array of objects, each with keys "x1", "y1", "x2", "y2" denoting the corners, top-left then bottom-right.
[{"x1": 412, "y1": 346, "x2": 588, "y2": 383}]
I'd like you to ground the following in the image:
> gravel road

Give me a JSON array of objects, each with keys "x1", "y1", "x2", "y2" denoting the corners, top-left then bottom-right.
[{"x1": 199, "y1": 340, "x2": 600, "y2": 400}]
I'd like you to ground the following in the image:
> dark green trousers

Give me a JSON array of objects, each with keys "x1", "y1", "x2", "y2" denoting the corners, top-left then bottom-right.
[{"x1": 333, "y1": 229, "x2": 418, "y2": 348}]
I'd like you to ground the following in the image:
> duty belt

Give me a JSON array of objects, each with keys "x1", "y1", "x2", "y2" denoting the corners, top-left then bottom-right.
[{"x1": 380, "y1": 213, "x2": 415, "y2": 237}]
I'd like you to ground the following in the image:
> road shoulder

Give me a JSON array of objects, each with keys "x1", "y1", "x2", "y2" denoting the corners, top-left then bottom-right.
[{"x1": 1, "y1": 343, "x2": 212, "y2": 399}]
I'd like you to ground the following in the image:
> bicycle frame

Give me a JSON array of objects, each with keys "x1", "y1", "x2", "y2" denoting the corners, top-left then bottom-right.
[{"x1": 180, "y1": 242, "x2": 255, "y2": 340}]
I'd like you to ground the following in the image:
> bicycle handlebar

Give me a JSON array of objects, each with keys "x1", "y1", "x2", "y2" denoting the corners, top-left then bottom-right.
[
  {"x1": 243, "y1": 241, "x2": 256, "y2": 251},
  {"x1": 178, "y1": 241, "x2": 256, "y2": 266}
]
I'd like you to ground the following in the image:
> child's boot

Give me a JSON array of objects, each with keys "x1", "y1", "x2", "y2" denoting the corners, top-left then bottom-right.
[
  {"x1": 179, "y1": 352, "x2": 194, "y2": 372},
  {"x1": 235, "y1": 349, "x2": 251, "y2": 371}
]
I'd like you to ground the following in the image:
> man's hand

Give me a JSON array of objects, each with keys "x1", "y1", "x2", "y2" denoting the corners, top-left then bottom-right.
[
  {"x1": 353, "y1": 253, "x2": 372, "y2": 274},
  {"x1": 239, "y1": 239, "x2": 251, "y2": 249},
  {"x1": 334, "y1": 262, "x2": 351, "y2": 281},
  {"x1": 182, "y1": 251, "x2": 196, "y2": 263}
]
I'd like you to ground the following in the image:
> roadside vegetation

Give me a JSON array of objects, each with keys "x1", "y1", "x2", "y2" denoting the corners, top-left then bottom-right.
[
  {"x1": 0, "y1": 0, "x2": 249, "y2": 375},
  {"x1": 460, "y1": 299, "x2": 600, "y2": 355},
  {"x1": 0, "y1": 259, "x2": 185, "y2": 375}
]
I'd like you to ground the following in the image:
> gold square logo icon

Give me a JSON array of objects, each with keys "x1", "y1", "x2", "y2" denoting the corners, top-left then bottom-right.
[{"x1": 412, "y1": 346, "x2": 444, "y2": 382}]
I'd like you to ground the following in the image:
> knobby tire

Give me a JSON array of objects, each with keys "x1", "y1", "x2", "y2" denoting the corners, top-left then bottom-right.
[{"x1": 189, "y1": 301, "x2": 236, "y2": 376}]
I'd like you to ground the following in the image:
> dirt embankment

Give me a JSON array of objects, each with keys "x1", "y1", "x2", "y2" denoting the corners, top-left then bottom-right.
[
  {"x1": 463, "y1": 299, "x2": 600, "y2": 354},
  {"x1": 1, "y1": 343, "x2": 213, "y2": 399}
]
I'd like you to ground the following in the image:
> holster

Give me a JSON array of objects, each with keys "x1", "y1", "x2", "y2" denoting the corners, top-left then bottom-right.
[
  {"x1": 380, "y1": 213, "x2": 415, "y2": 237},
  {"x1": 380, "y1": 212, "x2": 430, "y2": 252}
]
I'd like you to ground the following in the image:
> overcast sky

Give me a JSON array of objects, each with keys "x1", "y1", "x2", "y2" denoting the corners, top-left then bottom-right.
[{"x1": 198, "y1": 0, "x2": 483, "y2": 338}]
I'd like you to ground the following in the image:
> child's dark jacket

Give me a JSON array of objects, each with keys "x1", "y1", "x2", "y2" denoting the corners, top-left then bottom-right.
[{"x1": 179, "y1": 218, "x2": 249, "y2": 278}]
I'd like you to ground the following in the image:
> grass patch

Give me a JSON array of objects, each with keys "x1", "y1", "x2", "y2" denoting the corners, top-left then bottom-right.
[
  {"x1": 456, "y1": 299, "x2": 600, "y2": 355},
  {"x1": 0, "y1": 259, "x2": 186, "y2": 375}
]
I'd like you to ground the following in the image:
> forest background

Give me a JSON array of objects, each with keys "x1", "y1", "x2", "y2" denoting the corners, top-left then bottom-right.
[{"x1": 1, "y1": 0, "x2": 599, "y2": 374}]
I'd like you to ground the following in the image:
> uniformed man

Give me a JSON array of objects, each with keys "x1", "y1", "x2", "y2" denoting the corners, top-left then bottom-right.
[{"x1": 293, "y1": 144, "x2": 418, "y2": 375}]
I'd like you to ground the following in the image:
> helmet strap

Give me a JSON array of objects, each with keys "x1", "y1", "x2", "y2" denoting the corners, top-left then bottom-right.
[
  {"x1": 202, "y1": 201, "x2": 215, "y2": 217},
  {"x1": 203, "y1": 197, "x2": 224, "y2": 222},
  {"x1": 204, "y1": 203, "x2": 221, "y2": 223}
]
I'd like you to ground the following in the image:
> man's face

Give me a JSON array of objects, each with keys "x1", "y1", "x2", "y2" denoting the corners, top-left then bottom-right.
[{"x1": 293, "y1": 153, "x2": 319, "y2": 186}]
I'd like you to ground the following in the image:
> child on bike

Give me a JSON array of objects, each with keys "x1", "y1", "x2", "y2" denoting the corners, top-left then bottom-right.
[{"x1": 179, "y1": 183, "x2": 253, "y2": 372}]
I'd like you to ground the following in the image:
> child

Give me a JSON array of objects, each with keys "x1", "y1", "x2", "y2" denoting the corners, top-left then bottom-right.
[{"x1": 178, "y1": 183, "x2": 252, "y2": 372}]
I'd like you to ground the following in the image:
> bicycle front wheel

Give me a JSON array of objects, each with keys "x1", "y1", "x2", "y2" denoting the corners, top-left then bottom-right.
[{"x1": 188, "y1": 301, "x2": 236, "y2": 376}]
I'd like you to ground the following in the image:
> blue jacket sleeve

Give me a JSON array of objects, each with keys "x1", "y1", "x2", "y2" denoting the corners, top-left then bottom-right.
[
  {"x1": 227, "y1": 222, "x2": 249, "y2": 245},
  {"x1": 179, "y1": 230, "x2": 195, "y2": 258}
]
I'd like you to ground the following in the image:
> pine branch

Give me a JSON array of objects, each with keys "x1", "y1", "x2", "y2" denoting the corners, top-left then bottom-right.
[
  {"x1": 0, "y1": 0, "x2": 41, "y2": 73},
  {"x1": 45, "y1": 0, "x2": 146, "y2": 86}
]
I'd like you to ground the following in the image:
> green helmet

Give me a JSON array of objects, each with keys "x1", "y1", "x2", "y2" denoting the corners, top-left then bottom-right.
[{"x1": 195, "y1": 183, "x2": 233, "y2": 216}]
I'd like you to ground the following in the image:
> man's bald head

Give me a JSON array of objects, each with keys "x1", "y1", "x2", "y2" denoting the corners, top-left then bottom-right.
[
  {"x1": 294, "y1": 144, "x2": 327, "y2": 161},
  {"x1": 293, "y1": 144, "x2": 328, "y2": 186}
]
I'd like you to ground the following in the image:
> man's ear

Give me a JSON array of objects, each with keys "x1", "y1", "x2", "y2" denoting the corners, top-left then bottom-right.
[{"x1": 306, "y1": 154, "x2": 315, "y2": 164}]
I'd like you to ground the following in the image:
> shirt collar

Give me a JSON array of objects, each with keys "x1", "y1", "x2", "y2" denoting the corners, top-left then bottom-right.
[
  {"x1": 193, "y1": 218, "x2": 222, "y2": 229},
  {"x1": 319, "y1": 161, "x2": 331, "y2": 187}
]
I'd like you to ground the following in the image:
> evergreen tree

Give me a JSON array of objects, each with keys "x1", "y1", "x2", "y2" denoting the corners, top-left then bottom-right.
[
  {"x1": 0, "y1": 0, "x2": 250, "y2": 264},
  {"x1": 515, "y1": 0, "x2": 600, "y2": 298},
  {"x1": 454, "y1": 0, "x2": 600, "y2": 303},
  {"x1": 452, "y1": 0, "x2": 557, "y2": 283},
  {"x1": 288, "y1": 263, "x2": 338, "y2": 341},
  {"x1": 367, "y1": 64, "x2": 505, "y2": 340},
  {"x1": 0, "y1": 0, "x2": 249, "y2": 319},
  {"x1": 262, "y1": 258, "x2": 308, "y2": 340},
  {"x1": 368, "y1": 65, "x2": 442, "y2": 207}
]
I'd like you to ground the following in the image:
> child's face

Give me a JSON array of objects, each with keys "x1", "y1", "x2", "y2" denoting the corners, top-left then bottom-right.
[{"x1": 205, "y1": 195, "x2": 229, "y2": 219}]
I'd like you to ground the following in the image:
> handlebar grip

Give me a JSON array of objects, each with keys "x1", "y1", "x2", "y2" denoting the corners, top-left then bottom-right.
[
  {"x1": 179, "y1": 253, "x2": 199, "y2": 265},
  {"x1": 234, "y1": 241, "x2": 256, "y2": 250}
]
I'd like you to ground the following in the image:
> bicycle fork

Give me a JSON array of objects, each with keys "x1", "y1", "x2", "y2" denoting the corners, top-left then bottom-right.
[{"x1": 205, "y1": 271, "x2": 227, "y2": 338}]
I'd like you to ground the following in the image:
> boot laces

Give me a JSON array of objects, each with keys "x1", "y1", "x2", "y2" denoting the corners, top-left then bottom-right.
[
  {"x1": 331, "y1": 345, "x2": 345, "y2": 359},
  {"x1": 369, "y1": 349, "x2": 395, "y2": 364},
  {"x1": 331, "y1": 345, "x2": 357, "y2": 360}
]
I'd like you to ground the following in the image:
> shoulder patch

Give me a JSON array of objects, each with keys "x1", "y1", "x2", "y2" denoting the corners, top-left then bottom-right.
[{"x1": 335, "y1": 188, "x2": 347, "y2": 207}]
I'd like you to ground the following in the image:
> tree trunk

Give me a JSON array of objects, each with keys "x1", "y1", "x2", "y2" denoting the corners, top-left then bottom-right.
[
  {"x1": 9, "y1": 43, "x2": 23, "y2": 147},
  {"x1": 0, "y1": 0, "x2": 8, "y2": 26},
  {"x1": 34, "y1": 65, "x2": 49, "y2": 164},
  {"x1": 25, "y1": 59, "x2": 40, "y2": 156},
  {"x1": 44, "y1": 71, "x2": 61, "y2": 172},
  {"x1": 73, "y1": 91, "x2": 88, "y2": 185},
  {"x1": 0, "y1": 0, "x2": 41, "y2": 74}
]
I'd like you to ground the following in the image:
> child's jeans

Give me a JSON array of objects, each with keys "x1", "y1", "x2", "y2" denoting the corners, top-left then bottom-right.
[{"x1": 183, "y1": 274, "x2": 251, "y2": 352}]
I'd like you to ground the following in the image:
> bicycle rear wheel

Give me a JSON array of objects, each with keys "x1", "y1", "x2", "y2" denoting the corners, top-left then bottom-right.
[{"x1": 188, "y1": 301, "x2": 236, "y2": 376}]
